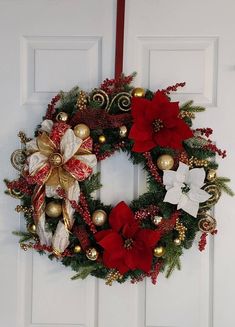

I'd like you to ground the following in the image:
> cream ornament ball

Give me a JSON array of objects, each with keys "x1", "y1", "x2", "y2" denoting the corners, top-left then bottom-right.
[
  {"x1": 119, "y1": 125, "x2": 128, "y2": 138},
  {"x1": 92, "y1": 210, "x2": 107, "y2": 226}
]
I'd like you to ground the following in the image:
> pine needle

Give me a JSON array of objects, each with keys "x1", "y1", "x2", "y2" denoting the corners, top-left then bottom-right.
[
  {"x1": 82, "y1": 172, "x2": 102, "y2": 195},
  {"x1": 12, "y1": 231, "x2": 33, "y2": 243},
  {"x1": 71, "y1": 266, "x2": 96, "y2": 280},
  {"x1": 215, "y1": 178, "x2": 234, "y2": 196},
  {"x1": 180, "y1": 100, "x2": 205, "y2": 112}
]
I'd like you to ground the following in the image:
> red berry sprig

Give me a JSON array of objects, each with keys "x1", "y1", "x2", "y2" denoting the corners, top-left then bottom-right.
[
  {"x1": 198, "y1": 232, "x2": 208, "y2": 251},
  {"x1": 143, "y1": 152, "x2": 163, "y2": 184},
  {"x1": 195, "y1": 128, "x2": 213, "y2": 138},
  {"x1": 45, "y1": 94, "x2": 60, "y2": 120},
  {"x1": 162, "y1": 82, "x2": 186, "y2": 94}
]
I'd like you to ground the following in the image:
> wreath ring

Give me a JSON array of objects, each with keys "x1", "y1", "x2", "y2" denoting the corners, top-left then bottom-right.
[{"x1": 5, "y1": 74, "x2": 233, "y2": 285}]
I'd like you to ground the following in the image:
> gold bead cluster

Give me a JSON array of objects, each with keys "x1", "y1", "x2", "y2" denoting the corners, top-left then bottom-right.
[
  {"x1": 15, "y1": 205, "x2": 33, "y2": 214},
  {"x1": 179, "y1": 111, "x2": 195, "y2": 119},
  {"x1": 20, "y1": 242, "x2": 34, "y2": 251},
  {"x1": 174, "y1": 218, "x2": 187, "y2": 244},
  {"x1": 105, "y1": 269, "x2": 123, "y2": 286},
  {"x1": 189, "y1": 156, "x2": 208, "y2": 168},
  {"x1": 18, "y1": 131, "x2": 32, "y2": 144},
  {"x1": 76, "y1": 90, "x2": 87, "y2": 110}
]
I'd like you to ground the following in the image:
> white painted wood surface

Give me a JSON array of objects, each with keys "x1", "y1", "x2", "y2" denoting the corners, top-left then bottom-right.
[{"x1": 0, "y1": 1, "x2": 235, "y2": 327}]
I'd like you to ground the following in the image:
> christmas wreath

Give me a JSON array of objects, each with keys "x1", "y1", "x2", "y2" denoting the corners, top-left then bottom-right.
[{"x1": 5, "y1": 74, "x2": 233, "y2": 285}]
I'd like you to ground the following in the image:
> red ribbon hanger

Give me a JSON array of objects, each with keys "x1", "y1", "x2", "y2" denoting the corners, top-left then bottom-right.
[{"x1": 115, "y1": 0, "x2": 125, "y2": 79}]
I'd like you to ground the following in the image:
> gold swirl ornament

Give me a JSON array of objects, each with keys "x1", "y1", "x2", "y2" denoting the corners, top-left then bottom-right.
[
  {"x1": 10, "y1": 149, "x2": 26, "y2": 171},
  {"x1": 90, "y1": 89, "x2": 110, "y2": 110},
  {"x1": 198, "y1": 214, "x2": 217, "y2": 233},
  {"x1": 8, "y1": 188, "x2": 24, "y2": 199},
  {"x1": 200, "y1": 184, "x2": 221, "y2": 210},
  {"x1": 107, "y1": 92, "x2": 132, "y2": 112}
]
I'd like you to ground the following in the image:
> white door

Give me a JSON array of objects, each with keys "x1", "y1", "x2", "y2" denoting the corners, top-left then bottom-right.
[{"x1": 0, "y1": 1, "x2": 235, "y2": 327}]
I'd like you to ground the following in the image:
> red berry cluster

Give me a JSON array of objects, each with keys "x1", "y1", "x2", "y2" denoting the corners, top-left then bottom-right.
[
  {"x1": 93, "y1": 141, "x2": 125, "y2": 161},
  {"x1": 70, "y1": 192, "x2": 97, "y2": 234},
  {"x1": 45, "y1": 94, "x2": 60, "y2": 120},
  {"x1": 143, "y1": 152, "x2": 162, "y2": 184},
  {"x1": 162, "y1": 82, "x2": 186, "y2": 94},
  {"x1": 134, "y1": 205, "x2": 159, "y2": 221},
  {"x1": 56, "y1": 188, "x2": 97, "y2": 234},
  {"x1": 203, "y1": 141, "x2": 227, "y2": 158},
  {"x1": 7, "y1": 177, "x2": 33, "y2": 196},
  {"x1": 100, "y1": 74, "x2": 134, "y2": 95},
  {"x1": 131, "y1": 262, "x2": 162, "y2": 285},
  {"x1": 195, "y1": 128, "x2": 213, "y2": 138},
  {"x1": 33, "y1": 242, "x2": 72, "y2": 257},
  {"x1": 198, "y1": 232, "x2": 207, "y2": 251},
  {"x1": 73, "y1": 225, "x2": 91, "y2": 251},
  {"x1": 157, "y1": 211, "x2": 179, "y2": 234}
]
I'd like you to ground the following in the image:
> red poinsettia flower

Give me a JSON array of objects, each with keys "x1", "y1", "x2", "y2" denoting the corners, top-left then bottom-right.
[
  {"x1": 129, "y1": 91, "x2": 193, "y2": 152},
  {"x1": 95, "y1": 201, "x2": 161, "y2": 274}
]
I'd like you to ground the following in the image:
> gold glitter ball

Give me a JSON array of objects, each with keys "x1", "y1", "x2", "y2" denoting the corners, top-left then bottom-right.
[
  {"x1": 45, "y1": 201, "x2": 62, "y2": 218},
  {"x1": 74, "y1": 124, "x2": 90, "y2": 140},
  {"x1": 132, "y1": 87, "x2": 145, "y2": 97}
]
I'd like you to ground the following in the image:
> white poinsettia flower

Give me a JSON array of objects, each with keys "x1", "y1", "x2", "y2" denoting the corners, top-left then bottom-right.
[{"x1": 163, "y1": 162, "x2": 211, "y2": 217}]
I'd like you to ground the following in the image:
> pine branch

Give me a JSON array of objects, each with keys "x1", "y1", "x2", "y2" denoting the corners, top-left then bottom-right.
[
  {"x1": 180, "y1": 100, "x2": 194, "y2": 110},
  {"x1": 12, "y1": 231, "x2": 33, "y2": 243},
  {"x1": 165, "y1": 256, "x2": 181, "y2": 278},
  {"x1": 71, "y1": 265, "x2": 96, "y2": 280},
  {"x1": 180, "y1": 100, "x2": 205, "y2": 112},
  {"x1": 215, "y1": 178, "x2": 234, "y2": 196},
  {"x1": 82, "y1": 172, "x2": 102, "y2": 195}
]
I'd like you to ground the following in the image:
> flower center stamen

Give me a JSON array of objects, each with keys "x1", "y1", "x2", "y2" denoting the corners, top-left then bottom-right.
[
  {"x1": 49, "y1": 153, "x2": 63, "y2": 167},
  {"x1": 181, "y1": 183, "x2": 190, "y2": 194},
  {"x1": 124, "y1": 238, "x2": 134, "y2": 250},
  {"x1": 153, "y1": 119, "x2": 164, "y2": 132}
]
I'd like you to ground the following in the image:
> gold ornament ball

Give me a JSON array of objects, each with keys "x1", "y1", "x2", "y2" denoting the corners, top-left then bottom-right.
[
  {"x1": 45, "y1": 201, "x2": 62, "y2": 218},
  {"x1": 48, "y1": 153, "x2": 63, "y2": 167},
  {"x1": 74, "y1": 124, "x2": 90, "y2": 140},
  {"x1": 132, "y1": 87, "x2": 145, "y2": 98},
  {"x1": 119, "y1": 125, "x2": 128, "y2": 138},
  {"x1": 98, "y1": 135, "x2": 106, "y2": 144},
  {"x1": 206, "y1": 169, "x2": 217, "y2": 182},
  {"x1": 152, "y1": 215, "x2": 163, "y2": 226},
  {"x1": 153, "y1": 246, "x2": 166, "y2": 257},
  {"x1": 56, "y1": 111, "x2": 68, "y2": 122},
  {"x1": 28, "y1": 223, "x2": 37, "y2": 234},
  {"x1": 174, "y1": 238, "x2": 181, "y2": 246},
  {"x1": 157, "y1": 154, "x2": 174, "y2": 170},
  {"x1": 86, "y1": 248, "x2": 99, "y2": 261},
  {"x1": 74, "y1": 245, "x2": 82, "y2": 253},
  {"x1": 92, "y1": 209, "x2": 107, "y2": 226}
]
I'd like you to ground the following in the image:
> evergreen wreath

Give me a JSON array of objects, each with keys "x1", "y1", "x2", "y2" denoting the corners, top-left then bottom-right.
[{"x1": 5, "y1": 73, "x2": 233, "y2": 285}]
